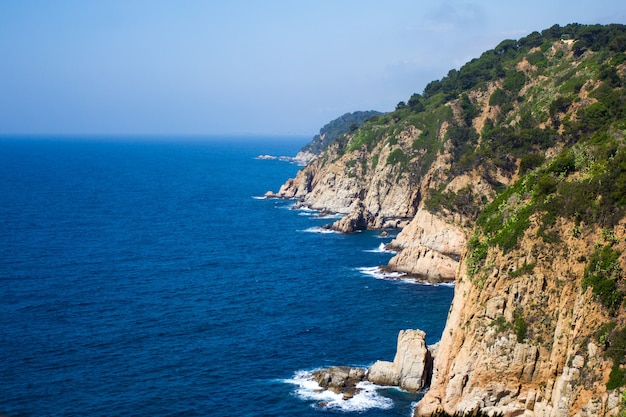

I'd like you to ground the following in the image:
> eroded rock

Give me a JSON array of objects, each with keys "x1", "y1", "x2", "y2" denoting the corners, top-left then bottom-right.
[
  {"x1": 311, "y1": 366, "x2": 367, "y2": 399},
  {"x1": 367, "y1": 329, "x2": 433, "y2": 392}
]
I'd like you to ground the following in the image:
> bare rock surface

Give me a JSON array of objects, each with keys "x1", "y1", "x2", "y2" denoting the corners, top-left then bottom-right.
[
  {"x1": 367, "y1": 329, "x2": 433, "y2": 392},
  {"x1": 386, "y1": 210, "x2": 466, "y2": 282}
]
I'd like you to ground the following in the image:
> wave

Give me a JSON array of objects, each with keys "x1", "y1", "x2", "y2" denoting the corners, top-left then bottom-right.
[
  {"x1": 301, "y1": 226, "x2": 338, "y2": 234},
  {"x1": 284, "y1": 370, "x2": 393, "y2": 412},
  {"x1": 364, "y1": 243, "x2": 397, "y2": 254},
  {"x1": 357, "y1": 267, "x2": 456, "y2": 287},
  {"x1": 295, "y1": 207, "x2": 343, "y2": 220},
  {"x1": 357, "y1": 266, "x2": 407, "y2": 280},
  {"x1": 317, "y1": 213, "x2": 343, "y2": 220}
]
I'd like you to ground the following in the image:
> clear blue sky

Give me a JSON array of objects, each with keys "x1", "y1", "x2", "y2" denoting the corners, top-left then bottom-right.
[{"x1": 1, "y1": 1, "x2": 625, "y2": 136}]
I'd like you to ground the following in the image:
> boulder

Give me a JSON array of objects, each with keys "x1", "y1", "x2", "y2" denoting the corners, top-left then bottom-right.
[
  {"x1": 312, "y1": 366, "x2": 367, "y2": 399},
  {"x1": 332, "y1": 200, "x2": 374, "y2": 233},
  {"x1": 368, "y1": 360, "x2": 401, "y2": 386}
]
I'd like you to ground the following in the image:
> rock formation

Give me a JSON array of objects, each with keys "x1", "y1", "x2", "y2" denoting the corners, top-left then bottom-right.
[
  {"x1": 368, "y1": 329, "x2": 433, "y2": 392},
  {"x1": 386, "y1": 210, "x2": 466, "y2": 282},
  {"x1": 311, "y1": 366, "x2": 367, "y2": 399},
  {"x1": 309, "y1": 329, "x2": 434, "y2": 399}
]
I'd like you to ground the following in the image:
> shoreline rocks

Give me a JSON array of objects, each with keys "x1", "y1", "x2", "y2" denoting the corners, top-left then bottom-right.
[
  {"x1": 311, "y1": 366, "x2": 367, "y2": 399},
  {"x1": 309, "y1": 329, "x2": 434, "y2": 400}
]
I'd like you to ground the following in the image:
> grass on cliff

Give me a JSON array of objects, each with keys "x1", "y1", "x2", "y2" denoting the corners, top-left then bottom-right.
[{"x1": 599, "y1": 324, "x2": 626, "y2": 389}]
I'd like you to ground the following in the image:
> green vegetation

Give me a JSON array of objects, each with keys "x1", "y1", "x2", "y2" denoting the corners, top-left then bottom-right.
[
  {"x1": 583, "y1": 245, "x2": 624, "y2": 313},
  {"x1": 301, "y1": 110, "x2": 382, "y2": 155},
  {"x1": 346, "y1": 125, "x2": 384, "y2": 152},
  {"x1": 619, "y1": 391, "x2": 626, "y2": 417},
  {"x1": 595, "y1": 322, "x2": 626, "y2": 390},
  {"x1": 513, "y1": 309, "x2": 528, "y2": 342},
  {"x1": 490, "y1": 315, "x2": 509, "y2": 334},
  {"x1": 509, "y1": 262, "x2": 536, "y2": 278},
  {"x1": 386, "y1": 148, "x2": 409, "y2": 167},
  {"x1": 466, "y1": 233, "x2": 488, "y2": 279},
  {"x1": 605, "y1": 325, "x2": 626, "y2": 389}
]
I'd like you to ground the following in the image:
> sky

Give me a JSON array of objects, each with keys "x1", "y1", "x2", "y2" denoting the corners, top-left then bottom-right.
[{"x1": 1, "y1": 1, "x2": 626, "y2": 136}]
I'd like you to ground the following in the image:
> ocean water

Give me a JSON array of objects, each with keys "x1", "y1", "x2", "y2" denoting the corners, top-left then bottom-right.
[{"x1": 0, "y1": 136, "x2": 454, "y2": 417}]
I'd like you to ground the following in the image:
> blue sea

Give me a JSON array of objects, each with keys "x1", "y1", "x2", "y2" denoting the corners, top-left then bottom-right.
[{"x1": 0, "y1": 136, "x2": 453, "y2": 417}]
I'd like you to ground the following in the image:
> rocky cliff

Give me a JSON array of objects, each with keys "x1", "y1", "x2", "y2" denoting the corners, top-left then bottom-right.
[
  {"x1": 274, "y1": 23, "x2": 626, "y2": 416},
  {"x1": 417, "y1": 219, "x2": 626, "y2": 417}
]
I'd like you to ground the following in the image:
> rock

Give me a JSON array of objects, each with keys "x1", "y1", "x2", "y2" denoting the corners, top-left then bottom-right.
[
  {"x1": 312, "y1": 366, "x2": 367, "y2": 399},
  {"x1": 386, "y1": 245, "x2": 458, "y2": 283},
  {"x1": 332, "y1": 200, "x2": 374, "y2": 233},
  {"x1": 368, "y1": 360, "x2": 401, "y2": 386},
  {"x1": 385, "y1": 209, "x2": 466, "y2": 282},
  {"x1": 367, "y1": 329, "x2": 433, "y2": 392}
]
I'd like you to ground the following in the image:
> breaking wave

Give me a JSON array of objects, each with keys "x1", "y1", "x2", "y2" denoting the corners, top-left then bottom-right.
[
  {"x1": 301, "y1": 226, "x2": 338, "y2": 234},
  {"x1": 357, "y1": 267, "x2": 456, "y2": 287},
  {"x1": 364, "y1": 243, "x2": 397, "y2": 254},
  {"x1": 284, "y1": 370, "x2": 393, "y2": 413},
  {"x1": 357, "y1": 266, "x2": 407, "y2": 280}
]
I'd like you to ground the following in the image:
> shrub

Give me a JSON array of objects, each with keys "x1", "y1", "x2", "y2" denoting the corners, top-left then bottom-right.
[
  {"x1": 467, "y1": 234, "x2": 489, "y2": 278},
  {"x1": 513, "y1": 309, "x2": 528, "y2": 342},
  {"x1": 489, "y1": 88, "x2": 508, "y2": 106},
  {"x1": 386, "y1": 148, "x2": 408, "y2": 166},
  {"x1": 582, "y1": 245, "x2": 624, "y2": 313},
  {"x1": 519, "y1": 154, "x2": 546, "y2": 174},
  {"x1": 606, "y1": 326, "x2": 626, "y2": 389}
]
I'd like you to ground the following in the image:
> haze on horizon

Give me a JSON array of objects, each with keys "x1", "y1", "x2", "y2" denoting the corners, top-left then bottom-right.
[{"x1": 1, "y1": 1, "x2": 625, "y2": 137}]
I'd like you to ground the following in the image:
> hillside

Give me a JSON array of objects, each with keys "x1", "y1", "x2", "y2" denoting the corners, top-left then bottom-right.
[
  {"x1": 299, "y1": 110, "x2": 382, "y2": 157},
  {"x1": 273, "y1": 23, "x2": 626, "y2": 416}
]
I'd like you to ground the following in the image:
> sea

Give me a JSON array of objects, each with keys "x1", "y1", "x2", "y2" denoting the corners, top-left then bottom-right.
[{"x1": 0, "y1": 136, "x2": 454, "y2": 417}]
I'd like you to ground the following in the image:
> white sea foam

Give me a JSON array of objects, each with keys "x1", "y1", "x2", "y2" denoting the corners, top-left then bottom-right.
[
  {"x1": 252, "y1": 195, "x2": 267, "y2": 200},
  {"x1": 296, "y1": 207, "x2": 317, "y2": 214},
  {"x1": 357, "y1": 266, "x2": 456, "y2": 287},
  {"x1": 295, "y1": 207, "x2": 343, "y2": 220},
  {"x1": 357, "y1": 266, "x2": 406, "y2": 280},
  {"x1": 399, "y1": 278, "x2": 456, "y2": 287},
  {"x1": 317, "y1": 213, "x2": 343, "y2": 220},
  {"x1": 364, "y1": 243, "x2": 397, "y2": 254},
  {"x1": 285, "y1": 370, "x2": 393, "y2": 412},
  {"x1": 301, "y1": 226, "x2": 338, "y2": 234}
]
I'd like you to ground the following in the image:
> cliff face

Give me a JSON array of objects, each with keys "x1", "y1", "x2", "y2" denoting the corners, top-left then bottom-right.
[
  {"x1": 274, "y1": 122, "x2": 473, "y2": 281},
  {"x1": 275, "y1": 124, "x2": 423, "y2": 229},
  {"x1": 274, "y1": 23, "x2": 626, "y2": 416},
  {"x1": 417, "y1": 219, "x2": 626, "y2": 417}
]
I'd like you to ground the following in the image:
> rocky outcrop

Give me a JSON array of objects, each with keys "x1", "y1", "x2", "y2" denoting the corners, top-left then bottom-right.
[
  {"x1": 273, "y1": 126, "x2": 423, "y2": 230},
  {"x1": 368, "y1": 329, "x2": 433, "y2": 392},
  {"x1": 331, "y1": 200, "x2": 374, "y2": 233},
  {"x1": 310, "y1": 329, "x2": 434, "y2": 400},
  {"x1": 273, "y1": 127, "x2": 469, "y2": 273},
  {"x1": 311, "y1": 366, "x2": 367, "y2": 399},
  {"x1": 386, "y1": 210, "x2": 466, "y2": 282}
]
